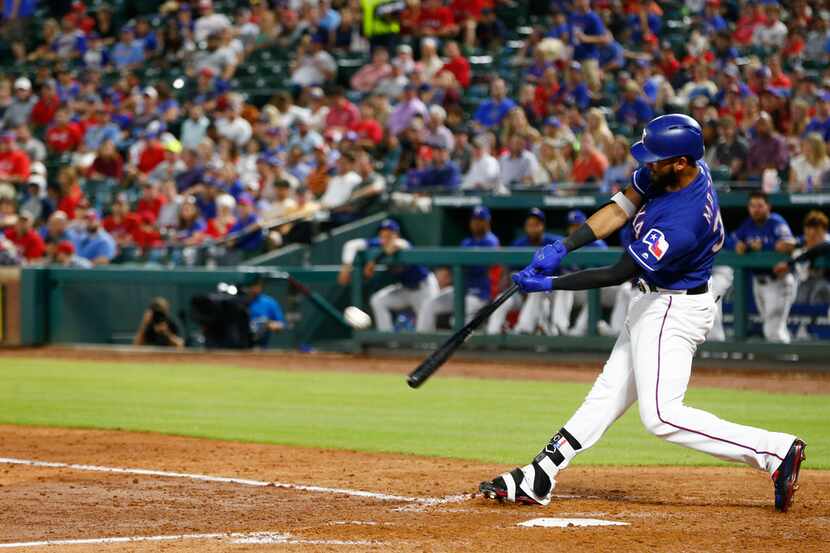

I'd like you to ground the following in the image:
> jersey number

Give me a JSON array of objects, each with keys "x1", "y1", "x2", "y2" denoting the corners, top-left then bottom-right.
[{"x1": 705, "y1": 189, "x2": 725, "y2": 253}]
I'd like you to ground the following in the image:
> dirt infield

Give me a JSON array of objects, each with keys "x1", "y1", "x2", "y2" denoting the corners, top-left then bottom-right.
[
  {"x1": 1, "y1": 347, "x2": 829, "y2": 552},
  {"x1": 0, "y1": 426, "x2": 828, "y2": 553}
]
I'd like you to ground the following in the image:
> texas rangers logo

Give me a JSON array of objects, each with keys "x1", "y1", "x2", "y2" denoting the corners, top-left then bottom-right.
[{"x1": 642, "y1": 228, "x2": 670, "y2": 260}]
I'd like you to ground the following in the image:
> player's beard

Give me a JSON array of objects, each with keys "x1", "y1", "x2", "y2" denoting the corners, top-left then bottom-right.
[{"x1": 650, "y1": 166, "x2": 677, "y2": 190}]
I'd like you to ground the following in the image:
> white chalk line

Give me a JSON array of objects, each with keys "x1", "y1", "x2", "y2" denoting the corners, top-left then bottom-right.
[
  {"x1": 0, "y1": 532, "x2": 380, "y2": 549},
  {"x1": 0, "y1": 457, "x2": 466, "y2": 506}
]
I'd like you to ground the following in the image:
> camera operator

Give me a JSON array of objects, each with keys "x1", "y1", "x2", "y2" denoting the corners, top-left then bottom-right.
[{"x1": 134, "y1": 297, "x2": 184, "y2": 348}]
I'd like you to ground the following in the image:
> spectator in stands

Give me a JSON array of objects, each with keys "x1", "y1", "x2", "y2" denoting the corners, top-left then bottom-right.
[
  {"x1": 326, "y1": 87, "x2": 361, "y2": 133},
  {"x1": 192, "y1": 30, "x2": 238, "y2": 82},
  {"x1": 473, "y1": 78, "x2": 515, "y2": 130},
  {"x1": 45, "y1": 107, "x2": 83, "y2": 154},
  {"x1": 40, "y1": 210, "x2": 71, "y2": 257},
  {"x1": 4, "y1": 209, "x2": 45, "y2": 262},
  {"x1": 194, "y1": 0, "x2": 231, "y2": 43},
  {"x1": 601, "y1": 135, "x2": 635, "y2": 192},
  {"x1": 172, "y1": 197, "x2": 207, "y2": 246},
  {"x1": 245, "y1": 276, "x2": 285, "y2": 347},
  {"x1": 732, "y1": 191, "x2": 797, "y2": 342},
  {"x1": 425, "y1": 105, "x2": 454, "y2": 152},
  {"x1": 571, "y1": 133, "x2": 609, "y2": 185},
  {"x1": 87, "y1": 139, "x2": 124, "y2": 181},
  {"x1": 500, "y1": 107, "x2": 541, "y2": 148},
  {"x1": 569, "y1": 0, "x2": 611, "y2": 93},
  {"x1": 462, "y1": 134, "x2": 502, "y2": 193},
  {"x1": 752, "y1": 2, "x2": 788, "y2": 50},
  {"x1": 788, "y1": 133, "x2": 830, "y2": 193},
  {"x1": 537, "y1": 137, "x2": 572, "y2": 185},
  {"x1": 320, "y1": 150, "x2": 362, "y2": 209},
  {"x1": 500, "y1": 134, "x2": 541, "y2": 189},
  {"x1": 110, "y1": 26, "x2": 145, "y2": 70},
  {"x1": 439, "y1": 41, "x2": 470, "y2": 89},
  {"x1": 290, "y1": 33, "x2": 337, "y2": 88},
  {"x1": 418, "y1": 0, "x2": 458, "y2": 38},
  {"x1": 69, "y1": 209, "x2": 117, "y2": 265},
  {"x1": 388, "y1": 83, "x2": 429, "y2": 136},
  {"x1": 746, "y1": 112, "x2": 789, "y2": 181},
  {"x1": 180, "y1": 104, "x2": 210, "y2": 151},
  {"x1": 134, "y1": 297, "x2": 184, "y2": 348},
  {"x1": 52, "y1": 239, "x2": 92, "y2": 268},
  {"x1": 30, "y1": 80, "x2": 60, "y2": 128},
  {"x1": 2, "y1": 77, "x2": 37, "y2": 130},
  {"x1": 0, "y1": 131, "x2": 30, "y2": 186},
  {"x1": 585, "y1": 108, "x2": 614, "y2": 156},
  {"x1": 616, "y1": 80, "x2": 653, "y2": 130},
  {"x1": 475, "y1": 7, "x2": 506, "y2": 50},
  {"x1": 705, "y1": 115, "x2": 748, "y2": 180},
  {"x1": 215, "y1": 97, "x2": 253, "y2": 148},
  {"x1": 418, "y1": 206, "x2": 498, "y2": 332},
  {"x1": 351, "y1": 47, "x2": 393, "y2": 94},
  {"x1": 227, "y1": 195, "x2": 263, "y2": 253},
  {"x1": 13, "y1": 124, "x2": 44, "y2": 164},
  {"x1": 803, "y1": 92, "x2": 830, "y2": 141},
  {"x1": 406, "y1": 138, "x2": 461, "y2": 191}
]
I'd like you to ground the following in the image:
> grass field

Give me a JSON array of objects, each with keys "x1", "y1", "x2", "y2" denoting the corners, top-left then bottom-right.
[{"x1": 1, "y1": 357, "x2": 827, "y2": 468}]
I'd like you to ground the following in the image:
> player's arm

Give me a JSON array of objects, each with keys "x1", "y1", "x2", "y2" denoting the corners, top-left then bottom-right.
[
  {"x1": 516, "y1": 252, "x2": 640, "y2": 292},
  {"x1": 564, "y1": 187, "x2": 643, "y2": 252}
]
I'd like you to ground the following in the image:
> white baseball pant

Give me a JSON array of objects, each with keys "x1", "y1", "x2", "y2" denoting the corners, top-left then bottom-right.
[
  {"x1": 707, "y1": 266, "x2": 734, "y2": 341},
  {"x1": 416, "y1": 287, "x2": 488, "y2": 332},
  {"x1": 511, "y1": 289, "x2": 796, "y2": 505},
  {"x1": 752, "y1": 273, "x2": 796, "y2": 343},
  {"x1": 370, "y1": 273, "x2": 440, "y2": 331}
]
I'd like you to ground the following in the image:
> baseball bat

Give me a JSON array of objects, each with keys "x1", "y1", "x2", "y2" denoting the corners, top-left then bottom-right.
[{"x1": 407, "y1": 284, "x2": 520, "y2": 389}]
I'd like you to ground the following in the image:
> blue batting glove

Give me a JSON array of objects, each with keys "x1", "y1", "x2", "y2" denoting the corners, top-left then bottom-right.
[
  {"x1": 512, "y1": 272, "x2": 554, "y2": 293},
  {"x1": 524, "y1": 241, "x2": 567, "y2": 277}
]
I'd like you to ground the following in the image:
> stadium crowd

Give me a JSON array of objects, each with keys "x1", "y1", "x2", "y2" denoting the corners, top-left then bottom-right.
[{"x1": 2, "y1": 0, "x2": 830, "y2": 267}]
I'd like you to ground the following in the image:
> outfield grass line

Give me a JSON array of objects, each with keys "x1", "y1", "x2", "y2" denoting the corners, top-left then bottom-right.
[{"x1": 0, "y1": 457, "x2": 468, "y2": 506}]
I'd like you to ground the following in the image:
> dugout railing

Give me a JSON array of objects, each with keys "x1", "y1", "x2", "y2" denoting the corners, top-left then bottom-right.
[{"x1": 349, "y1": 248, "x2": 830, "y2": 362}]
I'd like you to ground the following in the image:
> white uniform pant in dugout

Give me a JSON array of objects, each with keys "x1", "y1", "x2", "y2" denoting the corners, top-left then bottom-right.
[
  {"x1": 511, "y1": 290, "x2": 796, "y2": 505},
  {"x1": 370, "y1": 273, "x2": 440, "y2": 331},
  {"x1": 752, "y1": 273, "x2": 796, "y2": 343},
  {"x1": 707, "y1": 266, "x2": 734, "y2": 341},
  {"x1": 485, "y1": 292, "x2": 549, "y2": 334},
  {"x1": 416, "y1": 287, "x2": 488, "y2": 332}
]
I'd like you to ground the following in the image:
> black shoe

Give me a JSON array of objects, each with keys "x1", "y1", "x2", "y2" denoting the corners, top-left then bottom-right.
[
  {"x1": 479, "y1": 468, "x2": 542, "y2": 505},
  {"x1": 772, "y1": 439, "x2": 807, "y2": 513}
]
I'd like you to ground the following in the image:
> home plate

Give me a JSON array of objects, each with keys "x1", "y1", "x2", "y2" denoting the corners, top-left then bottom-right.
[{"x1": 519, "y1": 518, "x2": 629, "y2": 528}]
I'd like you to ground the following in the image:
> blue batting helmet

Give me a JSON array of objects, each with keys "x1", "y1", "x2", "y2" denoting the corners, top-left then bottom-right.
[{"x1": 630, "y1": 114, "x2": 704, "y2": 164}]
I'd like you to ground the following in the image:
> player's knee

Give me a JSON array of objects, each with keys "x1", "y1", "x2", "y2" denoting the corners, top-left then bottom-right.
[
  {"x1": 369, "y1": 294, "x2": 384, "y2": 311},
  {"x1": 638, "y1": 405, "x2": 669, "y2": 437}
]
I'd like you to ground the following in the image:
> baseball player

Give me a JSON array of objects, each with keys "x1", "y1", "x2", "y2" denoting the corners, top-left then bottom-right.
[
  {"x1": 731, "y1": 192, "x2": 797, "y2": 343},
  {"x1": 418, "y1": 206, "x2": 499, "y2": 331},
  {"x1": 364, "y1": 219, "x2": 440, "y2": 331},
  {"x1": 486, "y1": 208, "x2": 562, "y2": 335},
  {"x1": 479, "y1": 114, "x2": 805, "y2": 512},
  {"x1": 773, "y1": 210, "x2": 830, "y2": 305},
  {"x1": 338, "y1": 219, "x2": 438, "y2": 331}
]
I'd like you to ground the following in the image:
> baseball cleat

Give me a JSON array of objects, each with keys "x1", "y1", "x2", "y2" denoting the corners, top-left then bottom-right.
[
  {"x1": 772, "y1": 439, "x2": 806, "y2": 513},
  {"x1": 479, "y1": 468, "x2": 542, "y2": 505}
]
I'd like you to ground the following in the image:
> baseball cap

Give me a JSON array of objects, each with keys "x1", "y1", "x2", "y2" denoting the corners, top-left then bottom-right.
[
  {"x1": 543, "y1": 117, "x2": 561, "y2": 128},
  {"x1": 378, "y1": 218, "x2": 400, "y2": 233},
  {"x1": 238, "y1": 194, "x2": 254, "y2": 207},
  {"x1": 0, "y1": 131, "x2": 15, "y2": 142},
  {"x1": 14, "y1": 77, "x2": 31, "y2": 91},
  {"x1": 471, "y1": 205, "x2": 491, "y2": 221},
  {"x1": 85, "y1": 209, "x2": 101, "y2": 221},
  {"x1": 567, "y1": 209, "x2": 587, "y2": 225},
  {"x1": 527, "y1": 207, "x2": 546, "y2": 223},
  {"x1": 57, "y1": 240, "x2": 75, "y2": 255}
]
